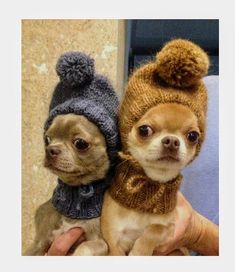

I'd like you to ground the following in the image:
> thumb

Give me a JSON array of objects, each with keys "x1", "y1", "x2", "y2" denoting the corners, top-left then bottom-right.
[{"x1": 47, "y1": 227, "x2": 84, "y2": 256}]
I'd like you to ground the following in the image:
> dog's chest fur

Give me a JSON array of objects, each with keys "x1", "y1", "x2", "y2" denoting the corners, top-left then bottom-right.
[
  {"x1": 119, "y1": 209, "x2": 174, "y2": 241},
  {"x1": 102, "y1": 192, "x2": 175, "y2": 253},
  {"x1": 52, "y1": 215, "x2": 101, "y2": 241}
]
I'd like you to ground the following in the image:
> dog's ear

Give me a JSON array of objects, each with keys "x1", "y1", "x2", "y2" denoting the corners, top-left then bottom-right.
[{"x1": 155, "y1": 39, "x2": 209, "y2": 88}]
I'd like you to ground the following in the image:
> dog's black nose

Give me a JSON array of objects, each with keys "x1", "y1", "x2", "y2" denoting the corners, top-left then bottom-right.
[
  {"x1": 46, "y1": 146, "x2": 61, "y2": 157},
  {"x1": 161, "y1": 136, "x2": 180, "y2": 150}
]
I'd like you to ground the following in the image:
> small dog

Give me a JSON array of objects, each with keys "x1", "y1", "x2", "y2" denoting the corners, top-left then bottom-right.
[
  {"x1": 102, "y1": 104, "x2": 199, "y2": 255},
  {"x1": 101, "y1": 39, "x2": 209, "y2": 255},
  {"x1": 24, "y1": 52, "x2": 119, "y2": 255},
  {"x1": 26, "y1": 114, "x2": 110, "y2": 255}
]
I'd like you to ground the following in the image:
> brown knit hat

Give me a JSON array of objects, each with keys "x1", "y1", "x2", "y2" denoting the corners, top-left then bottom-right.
[{"x1": 119, "y1": 39, "x2": 209, "y2": 156}]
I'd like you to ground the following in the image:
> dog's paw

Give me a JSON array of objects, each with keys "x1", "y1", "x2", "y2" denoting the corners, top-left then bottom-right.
[
  {"x1": 73, "y1": 239, "x2": 108, "y2": 256},
  {"x1": 73, "y1": 246, "x2": 93, "y2": 256}
]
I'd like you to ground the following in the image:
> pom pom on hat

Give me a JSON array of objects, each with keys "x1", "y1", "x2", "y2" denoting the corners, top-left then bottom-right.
[
  {"x1": 155, "y1": 39, "x2": 209, "y2": 88},
  {"x1": 56, "y1": 51, "x2": 95, "y2": 87}
]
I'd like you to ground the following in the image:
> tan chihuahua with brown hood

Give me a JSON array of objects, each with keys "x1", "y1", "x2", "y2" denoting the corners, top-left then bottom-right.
[
  {"x1": 25, "y1": 52, "x2": 119, "y2": 256},
  {"x1": 101, "y1": 39, "x2": 209, "y2": 255}
]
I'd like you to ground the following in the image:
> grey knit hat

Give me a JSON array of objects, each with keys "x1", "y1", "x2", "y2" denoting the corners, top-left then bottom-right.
[{"x1": 44, "y1": 52, "x2": 120, "y2": 165}]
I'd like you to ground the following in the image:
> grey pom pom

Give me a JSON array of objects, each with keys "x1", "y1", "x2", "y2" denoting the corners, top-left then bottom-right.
[{"x1": 56, "y1": 52, "x2": 95, "y2": 87}]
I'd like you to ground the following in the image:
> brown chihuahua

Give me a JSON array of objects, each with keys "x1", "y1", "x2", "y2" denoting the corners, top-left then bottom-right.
[
  {"x1": 25, "y1": 114, "x2": 110, "y2": 256},
  {"x1": 101, "y1": 39, "x2": 209, "y2": 255},
  {"x1": 102, "y1": 104, "x2": 200, "y2": 255},
  {"x1": 24, "y1": 51, "x2": 120, "y2": 256}
]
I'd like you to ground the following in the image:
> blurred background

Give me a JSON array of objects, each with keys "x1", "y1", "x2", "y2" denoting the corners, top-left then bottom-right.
[
  {"x1": 125, "y1": 19, "x2": 218, "y2": 78},
  {"x1": 22, "y1": 19, "x2": 219, "y2": 254}
]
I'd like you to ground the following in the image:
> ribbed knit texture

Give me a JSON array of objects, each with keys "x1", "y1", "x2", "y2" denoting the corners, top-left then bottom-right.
[
  {"x1": 52, "y1": 178, "x2": 109, "y2": 219},
  {"x1": 109, "y1": 153, "x2": 182, "y2": 214}
]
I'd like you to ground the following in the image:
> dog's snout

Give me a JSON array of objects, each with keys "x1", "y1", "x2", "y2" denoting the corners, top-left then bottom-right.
[
  {"x1": 46, "y1": 146, "x2": 61, "y2": 157},
  {"x1": 161, "y1": 136, "x2": 180, "y2": 150}
]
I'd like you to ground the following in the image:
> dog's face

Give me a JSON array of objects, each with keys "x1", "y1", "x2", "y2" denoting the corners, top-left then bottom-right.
[
  {"x1": 127, "y1": 103, "x2": 200, "y2": 182},
  {"x1": 44, "y1": 113, "x2": 110, "y2": 186}
]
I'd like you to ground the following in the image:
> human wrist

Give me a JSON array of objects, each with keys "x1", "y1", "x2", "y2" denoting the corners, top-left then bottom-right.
[
  {"x1": 185, "y1": 211, "x2": 219, "y2": 255},
  {"x1": 183, "y1": 210, "x2": 202, "y2": 248}
]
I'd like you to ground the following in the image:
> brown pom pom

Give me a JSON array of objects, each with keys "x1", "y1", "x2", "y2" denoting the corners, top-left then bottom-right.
[{"x1": 155, "y1": 39, "x2": 209, "y2": 88}]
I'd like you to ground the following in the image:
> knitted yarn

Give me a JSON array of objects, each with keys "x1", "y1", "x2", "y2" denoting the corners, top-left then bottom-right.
[
  {"x1": 109, "y1": 154, "x2": 182, "y2": 214},
  {"x1": 52, "y1": 178, "x2": 109, "y2": 219},
  {"x1": 119, "y1": 39, "x2": 209, "y2": 157}
]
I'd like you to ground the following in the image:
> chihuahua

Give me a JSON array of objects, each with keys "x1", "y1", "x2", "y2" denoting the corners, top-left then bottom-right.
[
  {"x1": 101, "y1": 39, "x2": 209, "y2": 256},
  {"x1": 25, "y1": 113, "x2": 110, "y2": 256},
  {"x1": 102, "y1": 104, "x2": 200, "y2": 255}
]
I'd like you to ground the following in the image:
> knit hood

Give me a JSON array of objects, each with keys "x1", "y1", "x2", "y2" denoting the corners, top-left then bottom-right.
[
  {"x1": 119, "y1": 39, "x2": 209, "y2": 157},
  {"x1": 44, "y1": 51, "x2": 120, "y2": 165}
]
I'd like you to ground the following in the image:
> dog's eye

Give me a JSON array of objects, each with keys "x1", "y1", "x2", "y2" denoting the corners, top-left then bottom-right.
[
  {"x1": 138, "y1": 125, "x2": 153, "y2": 137},
  {"x1": 74, "y1": 138, "x2": 90, "y2": 151},
  {"x1": 187, "y1": 131, "x2": 199, "y2": 143},
  {"x1": 44, "y1": 136, "x2": 51, "y2": 146}
]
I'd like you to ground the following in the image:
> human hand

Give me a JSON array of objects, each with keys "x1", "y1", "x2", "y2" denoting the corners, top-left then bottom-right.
[
  {"x1": 46, "y1": 227, "x2": 86, "y2": 256},
  {"x1": 153, "y1": 192, "x2": 219, "y2": 256}
]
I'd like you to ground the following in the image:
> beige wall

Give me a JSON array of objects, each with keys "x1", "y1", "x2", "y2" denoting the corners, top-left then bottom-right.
[{"x1": 22, "y1": 19, "x2": 126, "y2": 253}]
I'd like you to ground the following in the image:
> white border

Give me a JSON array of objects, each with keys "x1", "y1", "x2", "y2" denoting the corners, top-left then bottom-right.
[{"x1": 1, "y1": 0, "x2": 234, "y2": 271}]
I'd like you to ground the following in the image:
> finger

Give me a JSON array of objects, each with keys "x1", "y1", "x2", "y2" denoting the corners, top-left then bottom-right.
[
  {"x1": 67, "y1": 233, "x2": 87, "y2": 256},
  {"x1": 77, "y1": 233, "x2": 86, "y2": 244},
  {"x1": 47, "y1": 227, "x2": 84, "y2": 256}
]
